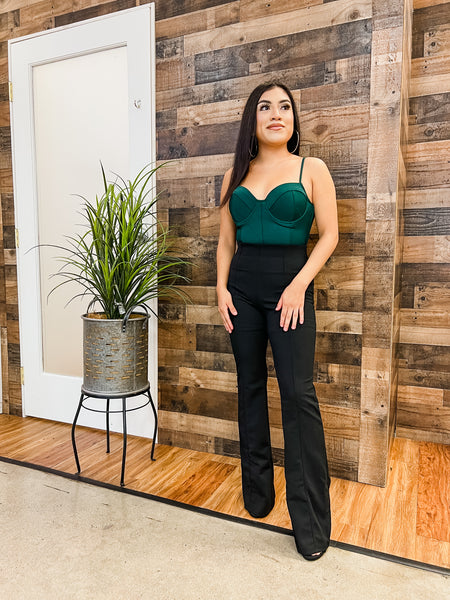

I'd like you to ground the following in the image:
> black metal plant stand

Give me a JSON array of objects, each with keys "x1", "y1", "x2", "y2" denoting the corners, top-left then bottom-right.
[{"x1": 71, "y1": 384, "x2": 157, "y2": 487}]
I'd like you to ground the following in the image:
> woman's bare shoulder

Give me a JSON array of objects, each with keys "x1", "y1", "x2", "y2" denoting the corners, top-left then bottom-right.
[
  {"x1": 223, "y1": 167, "x2": 233, "y2": 181},
  {"x1": 304, "y1": 156, "x2": 330, "y2": 173},
  {"x1": 220, "y1": 167, "x2": 234, "y2": 202}
]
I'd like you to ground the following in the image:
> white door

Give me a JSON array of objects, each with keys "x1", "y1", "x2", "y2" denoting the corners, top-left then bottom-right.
[{"x1": 9, "y1": 5, "x2": 157, "y2": 437}]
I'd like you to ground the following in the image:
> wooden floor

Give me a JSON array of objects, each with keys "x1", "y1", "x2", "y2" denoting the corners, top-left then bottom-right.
[{"x1": 0, "y1": 414, "x2": 449, "y2": 569}]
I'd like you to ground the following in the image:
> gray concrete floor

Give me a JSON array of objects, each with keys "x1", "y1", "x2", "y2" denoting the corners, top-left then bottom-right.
[{"x1": 0, "y1": 462, "x2": 448, "y2": 600}]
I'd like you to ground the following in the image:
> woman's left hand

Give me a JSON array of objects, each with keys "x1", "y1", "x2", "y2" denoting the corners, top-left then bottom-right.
[{"x1": 275, "y1": 280, "x2": 306, "y2": 331}]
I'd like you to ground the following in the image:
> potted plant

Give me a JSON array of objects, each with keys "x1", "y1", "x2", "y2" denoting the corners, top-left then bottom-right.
[{"x1": 50, "y1": 163, "x2": 190, "y2": 397}]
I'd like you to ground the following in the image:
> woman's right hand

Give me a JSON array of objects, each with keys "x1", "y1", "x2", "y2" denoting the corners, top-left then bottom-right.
[
  {"x1": 217, "y1": 287, "x2": 237, "y2": 334},
  {"x1": 217, "y1": 168, "x2": 238, "y2": 334}
]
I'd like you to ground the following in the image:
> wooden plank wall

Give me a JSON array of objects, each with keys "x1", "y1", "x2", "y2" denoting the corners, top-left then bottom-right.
[
  {"x1": 154, "y1": 0, "x2": 376, "y2": 483},
  {"x1": 154, "y1": 0, "x2": 415, "y2": 487},
  {"x1": 0, "y1": 0, "x2": 439, "y2": 487},
  {"x1": 397, "y1": 0, "x2": 450, "y2": 444},
  {"x1": 356, "y1": 0, "x2": 414, "y2": 486}
]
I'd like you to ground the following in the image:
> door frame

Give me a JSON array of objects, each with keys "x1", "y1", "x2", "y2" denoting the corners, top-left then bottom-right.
[{"x1": 9, "y1": 5, "x2": 157, "y2": 437}]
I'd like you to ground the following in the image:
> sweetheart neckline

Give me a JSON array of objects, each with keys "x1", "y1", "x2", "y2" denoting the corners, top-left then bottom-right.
[{"x1": 235, "y1": 182, "x2": 311, "y2": 203}]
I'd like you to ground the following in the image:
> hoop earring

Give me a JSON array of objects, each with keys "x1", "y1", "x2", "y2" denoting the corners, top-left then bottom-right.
[
  {"x1": 249, "y1": 135, "x2": 258, "y2": 159},
  {"x1": 289, "y1": 130, "x2": 300, "y2": 154}
]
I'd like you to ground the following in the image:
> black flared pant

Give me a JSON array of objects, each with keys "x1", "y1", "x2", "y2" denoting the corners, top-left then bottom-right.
[{"x1": 228, "y1": 243, "x2": 331, "y2": 555}]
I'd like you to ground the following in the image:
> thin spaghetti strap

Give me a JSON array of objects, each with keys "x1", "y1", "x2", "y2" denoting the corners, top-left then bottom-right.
[{"x1": 299, "y1": 157, "x2": 306, "y2": 183}]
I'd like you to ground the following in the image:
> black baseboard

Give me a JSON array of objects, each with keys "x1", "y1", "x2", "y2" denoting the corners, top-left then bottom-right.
[{"x1": 1, "y1": 455, "x2": 449, "y2": 577}]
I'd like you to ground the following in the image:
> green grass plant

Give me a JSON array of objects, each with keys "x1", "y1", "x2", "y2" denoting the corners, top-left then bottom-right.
[{"x1": 50, "y1": 163, "x2": 190, "y2": 320}]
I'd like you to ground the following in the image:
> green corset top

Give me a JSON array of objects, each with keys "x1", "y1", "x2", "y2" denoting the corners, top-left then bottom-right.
[{"x1": 229, "y1": 157, "x2": 314, "y2": 246}]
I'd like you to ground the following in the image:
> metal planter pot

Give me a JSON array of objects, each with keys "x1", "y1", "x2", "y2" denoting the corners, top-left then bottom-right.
[{"x1": 82, "y1": 313, "x2": 149, "y2": 397}]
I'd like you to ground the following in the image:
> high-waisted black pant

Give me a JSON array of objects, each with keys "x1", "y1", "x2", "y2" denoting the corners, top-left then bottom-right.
[{"x1": 228, "y1": 243, "x2": 331, "y2": 555}]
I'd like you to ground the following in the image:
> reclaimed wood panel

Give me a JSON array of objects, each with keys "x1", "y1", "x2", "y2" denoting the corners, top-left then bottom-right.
[
  {"x1": 401, "y1": 263, "x2": 450, "y2": 309},
  {"x1": 406, "y1": 158, "x2": 450, "y2": 188},
  {"x1": 398, "y1": 401, "x2": 450, "y2": 443},
  {"x1": 403, "y1": 235, "x2": 450, "y2": 262},
  {"x1": 155, "y1": 2, "x2": 239, "y2": 40},
  {"x1": 358, "y1": 0, "x2": 413, "y2": 486},
  {"x1": 400, "y1": 308, "x2": 450, "y2": 346},
  {"x1": 406, "y1": 187, "x2": 450, "y2": 209},
  {"x1": 414, "y1": 0, "x2": 450, "y2": 8},
  {"x1": 400, "y1": 87, "x2": 450, "y2": 457},
  {"x1": 158, "y1": 121, "x2": 240, "y2": 159},
  {"x1": 316, "y1": 311, "x2": 362, "y2": 334},
  {"x1": 397, "y1": 424, "x2": 450, "y2": 445},
  {"x1": 412, "y1": 1, "x2": 450, "y2": 59},
  {"x1": 298, "y1": 105, "x2": 370, "y2": 144},
  {"x1": 193, "y1": 21, "x2": 372, "y2": 86},
  {"x1": 424, "y1": 23, "x2": 450, "y2": 57},
  {"x1": 152, "y1": 0, "x2": 412, "y2": 488},
  {"x1": 398, "y1": 384, "x2": 444, "y2": 406},
  {"x1": 407, "y1": 139, "x2": 450, "y2": 163},
  {"x1": 183, "y1": 0, "x2": 372, "y2": 56},
  {"x1": 0, "y1": 0, "x2": 31, "y2": 12},
  {"x1": 402, "y1": 306, "x2": 450, "y2": 328},
  {"x1": 411, "y1": 72, "x2": 450, "y2": 98},
  {"x1": 300, "y1": 77, "x2": 371, "y2": 112},
  {"x1": 154, "y1": 0, "x2": 232, "y2": 22},
  {"x1": 413, "y1": 283, "x2": 450, "y2": 309},
  {"x1": 159, "y1": 382, "x2": 238, "y2": 421},
  {"x1": 315, "y1": 382, "x2": 361, "y2": 409},
  {"x1": 156, "y1": 58, "x2": 195, "y2": 92},
  {"x1": 403, "y1": 207, "x2": 450, "y2": 235},
  {"x1": 399, "y1": 325, "x2": 450, "y2": 346},
  {"x1": 158, "y1": 348, "x2": 236, "y2": 372},
  {"x1": 1, "y1": 0, "x2": 445, "y2": 486},
  {"x1": 399, "y1": 342, "x2": 449, "y2": 373},
  {"x1": 176, "y1": 97, "x2": 246, "y2": 128},
  {"x1": 157, "y1": 176, "x2": 217, "y2": 209},
  {"x1": 408, "y1": 119, "x2": 450, "y2": 144},
  {"x1": 155, "y1": 58, "x2": 370, "y2": 111},
  {"x1": 411, "y1": 54, "x2": 450, "y2": 81},
  {"x1": 161, "y1": 285, "x2": 217, "y2": 306},
  {"x1": 239, "y1": 0, "x2": 324, "y2": 22}
]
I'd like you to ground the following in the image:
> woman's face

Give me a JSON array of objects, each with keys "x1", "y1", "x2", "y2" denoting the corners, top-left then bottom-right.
[{"x1": 255, "y1": 86, "x2": 294, "y2": 148}]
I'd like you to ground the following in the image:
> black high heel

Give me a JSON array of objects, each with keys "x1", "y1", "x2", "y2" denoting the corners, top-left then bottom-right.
[{"x1": 302, "y1": 549, "x2": 327, "y2": 561}]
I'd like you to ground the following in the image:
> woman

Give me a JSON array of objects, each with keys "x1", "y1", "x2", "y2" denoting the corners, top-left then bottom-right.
[{"x1": 216, "y1": 82, "x2": 338, "y2": 560}]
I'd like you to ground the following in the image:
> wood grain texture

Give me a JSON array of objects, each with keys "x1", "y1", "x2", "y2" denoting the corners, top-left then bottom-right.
[
  {"x1": 398, "y1": 0, "x2": 450, "y2": 446},
  {"x1": 152, "y1": 0, "x2": 412, "y2": 488},
  {"x1": 416, "y1": 443, "x2": 450, "y2": 542},
  {"x1": 411, "y1": 62, "x2": 450, "y2": 97},
  {"x1": 401, "y1": 263, "x2": 450, "y2": 309},
  {"x1": 403, "y1": 235, "x2": 450, "y2": 263},
  {"x1": 0, "y1": 0, "x2": 447, "y2": 484},
  {"x1": 239, "y1": 0, "x2": 324, "y2": 22},
  {"x1": 54, "y1": 0, "x2": 135, "y2": 27},
  {"x1": 424, "y1": 23, "x2": 450, "y2": 57},
  {"x1": 414, "y1": 0, "x2": 450, "y2": 8},
  {"x1": 193, "y1": 22, "x2": 372, "y2": 86},
  {"x1": 407, "y1": 139, "x2": 450, "y2": 163},
  {"x1": 412, "y1": 1, "x2": 450, "y2": 59},
  {"x1": 184, "y1": 0, "x2": 372, "y2": 56},
  {"x1": 413, "y1": 282, "x2": 450, "y2": 309},
  {"x1": 397, "y1": 4, "x2": 450, "y2": 450},
  {"x1": 400, "y1": 308, "x2": 450, "y2": 345},
  {"x1": 155, "y1": 2, "x2": 239, "y2": 40},
  {"x1": 398, "y1": 384, "x2": 444, "y2": 406},
  {"x1": 357, "y1": 0, "x2": 414, "y2": 486},
  {"x1": 396, "y1": 402, "x2": 450, "y2": 445},
  {"x1": 154, "y1": 0, "x2": 232, "y2": 22},
  {"x1": 0, "y1": 415, "x2": 449, "y2": 568}
]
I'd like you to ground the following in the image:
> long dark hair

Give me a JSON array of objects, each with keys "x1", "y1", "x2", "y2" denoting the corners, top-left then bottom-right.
[{"x1": 221, "y1": 81, "x2": 301, "y2": 206}]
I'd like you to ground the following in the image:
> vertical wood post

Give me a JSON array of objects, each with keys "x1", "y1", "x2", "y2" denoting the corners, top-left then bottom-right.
[{"x1": 359, "y1": 0, "x2": 413, "y2": 485}]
